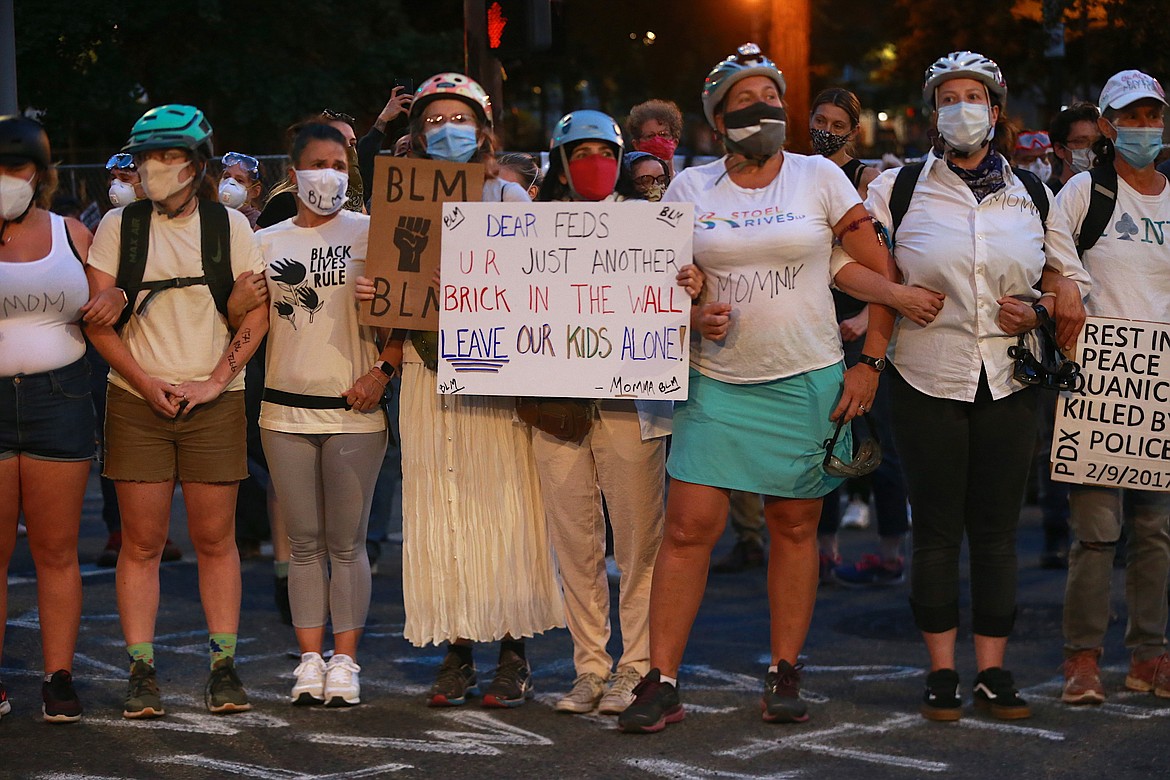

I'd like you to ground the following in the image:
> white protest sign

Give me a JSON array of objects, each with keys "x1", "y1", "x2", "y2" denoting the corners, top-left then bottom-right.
[
  {"x1": 1051, "y1": 315, "x2": 1170, "y2": 490},
  {"x1": 435, "y1": 201, "x2": 694, "y2": 399}
]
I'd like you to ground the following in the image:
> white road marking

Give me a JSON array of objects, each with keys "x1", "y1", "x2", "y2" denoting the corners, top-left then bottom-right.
[
  {"x1": 627, "y1": 759, "x2": 804, "y2": 779},
  {"x1": 153, "y1": 755, "x2": 411, "y2": 779},
  {"x1": 300, "y1": 710, "x2": 552, "y2": 756},
  {"x1": 956, "y1": 718, "x2": 1065, "y2": 741},
  {"x1": 88, "y1": 709, "x2": 290, "y2": 735}
]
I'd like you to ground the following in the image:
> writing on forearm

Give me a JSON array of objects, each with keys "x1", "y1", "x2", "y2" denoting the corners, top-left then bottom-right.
[{"x1": 226, "y1": 327, "x2": 251, "y2": 376}]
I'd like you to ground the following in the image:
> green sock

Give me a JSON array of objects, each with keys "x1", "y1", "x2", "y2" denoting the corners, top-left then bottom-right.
[
  {"x1": 208, "y1": 633, "x2": 237, "y2": 668},
  {"x1": 274, "y1": 561, "x2": 289, "y2": 579},
  {"x1": 127, "y1": 642, "x2": 155, "y2": 668}
]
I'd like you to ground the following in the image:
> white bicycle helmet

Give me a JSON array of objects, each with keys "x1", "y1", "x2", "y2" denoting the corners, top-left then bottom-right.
[
  {"x1": 922, "y1": 51, "x2": 1007, "y2": 108},
  {"x1": 701, "y1": 43, "x2": 786, "y2": 129}
]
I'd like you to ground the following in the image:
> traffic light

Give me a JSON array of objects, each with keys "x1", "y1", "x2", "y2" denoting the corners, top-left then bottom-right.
[{"x1": 486, "y1": 0, "x2": 553, "y2": 59}]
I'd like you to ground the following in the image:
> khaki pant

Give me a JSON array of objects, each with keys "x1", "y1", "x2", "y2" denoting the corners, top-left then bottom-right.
[
  {"x1": 533, "y1": 400, "x2": 665, "y2": 678},
  {"x1": 1063, "y1": 485, "x2": 1170, "y2": 661}
]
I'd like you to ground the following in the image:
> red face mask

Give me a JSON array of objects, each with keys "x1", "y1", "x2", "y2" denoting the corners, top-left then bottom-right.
[
  {"x1": 566, "y1": 155, "x2": 619, "y2": 201},
  {"x1": 636, "y1": 134, "x2": 678, "y2": 161}
]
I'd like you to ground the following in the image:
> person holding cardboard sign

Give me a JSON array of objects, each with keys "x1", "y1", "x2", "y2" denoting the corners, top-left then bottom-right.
[
  {"x1": 619, "y1": 43, "x2": 932, "y2": 733},
  {"x1": 530, "y1": 109, "x2": 702, "y2": 718},
  {"x1": 359, "y1": 72, "x2": 563, "y2": 710},
  {"x1": 1055, "y1": 69, "x2": 1170, "y2": 705}
]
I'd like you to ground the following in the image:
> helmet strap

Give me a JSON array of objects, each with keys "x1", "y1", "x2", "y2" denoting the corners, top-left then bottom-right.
[{"x1": 559, "y1": 145, "x2": 586, "y2": 202}]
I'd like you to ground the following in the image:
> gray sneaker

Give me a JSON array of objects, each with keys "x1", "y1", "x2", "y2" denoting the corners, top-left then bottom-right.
[
  {"x1": 555, "y1": 672, "x2": 608, "y2": 713},
  {"x1": 599, "y1": 666, "x2": 643, "y2": 714},
  {"x1": 205, "y1": 658, "x2": 252, "y2": 714},
  {"x1": 123, "y1": 661, "x2": 164, "y2": 719}
]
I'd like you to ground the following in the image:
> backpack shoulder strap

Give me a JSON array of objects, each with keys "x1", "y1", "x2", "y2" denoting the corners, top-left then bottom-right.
[
  {"x1": 1076, "y1": 165, "x2": 1119, "y2": 257},
  {"x1": 114, "y1": 200, "x2": 154, "y2": 331},
  {"x1": 887, "y1": 161, "x2": 925, "y2": 240},
  {"x1": 198, "y1": 200, "x2": 234, "y2": 322},
  {"x1": 1012, "y1": 167, "x2": 1050, "y2": 230}
]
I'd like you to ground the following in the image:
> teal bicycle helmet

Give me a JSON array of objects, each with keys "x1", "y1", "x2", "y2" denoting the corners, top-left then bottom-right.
[
  {"x1": 701, "y1": 43, "x2": 786, "y2": 129},
  {"x1": 123, "y1": 104, "x2": 214, "y2": 157}
]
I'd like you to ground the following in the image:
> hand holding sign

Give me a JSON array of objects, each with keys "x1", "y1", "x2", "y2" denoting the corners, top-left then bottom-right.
[{"x1": 395, "y1": 216, "x2": 432, "y2": 272}]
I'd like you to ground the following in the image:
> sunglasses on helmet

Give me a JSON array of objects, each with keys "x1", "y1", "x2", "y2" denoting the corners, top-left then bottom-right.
[
  {"x1": 321, "y1": 109, "x2": 357, "y2": 125},
  {"x1": 822, "y1": 411, "x2": 883, "y2": 479},
  {"x1": 105, "y1": 153, "x2": 136, "y2": 172}
]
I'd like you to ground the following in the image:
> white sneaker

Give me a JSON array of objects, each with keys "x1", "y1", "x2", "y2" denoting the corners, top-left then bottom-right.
[
  {"x1": 598, "y1": 666, "x2": 643, "y2": 714},
  {"x1": 840, "y1": 498, "x2": 871, "y2": 529},
  {"x1": 554, "y1": 672, "x2": 607, "y2": 713},
  {"x1": 291, "y1": 652, "x2": 326, "y2": 705},
  {"x1": 324, "y1": 654, "x2": 361, "y2": 707}
]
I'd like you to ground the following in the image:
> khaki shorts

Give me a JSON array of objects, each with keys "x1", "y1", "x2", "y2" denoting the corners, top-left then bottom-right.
[{"x1": 103, "y1": 384, "x2": 248, "y2": 483}]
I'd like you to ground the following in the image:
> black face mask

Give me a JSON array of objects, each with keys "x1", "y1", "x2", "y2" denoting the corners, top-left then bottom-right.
[{"x1": 722, "y1": 102, "x2": 787, "y2": 161}]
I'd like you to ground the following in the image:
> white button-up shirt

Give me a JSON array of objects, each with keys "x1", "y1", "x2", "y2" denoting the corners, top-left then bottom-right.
[{"x1": 865, "y1": 152, "x2": 1090, "y2": 402}]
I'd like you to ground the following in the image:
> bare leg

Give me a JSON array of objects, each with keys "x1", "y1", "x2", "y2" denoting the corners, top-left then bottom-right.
[
  {"x1": 648, "y1": 479, "x2": 730, "y2": 677},
  {"x1": 923, "y1": 629, "x2": 958, "y2": 671},
  {"x1": 0, "y1": 457, "x2": 19, "y2": 666},
  {"x1": 765, "y1": 497, "x2": 823, "y2": 665},
  {"x1": 20, "y1": 457, "x2": 89, "y2": 672},
  {"x1": 974, "y1": 634, "x2": 1008, "y2": 672},
  {"x1": 115, "y1": 480, "x2": 175, "y2": 645},
  {"x1": 181, "y1": 481, "x2": 242, "y2": 635}
]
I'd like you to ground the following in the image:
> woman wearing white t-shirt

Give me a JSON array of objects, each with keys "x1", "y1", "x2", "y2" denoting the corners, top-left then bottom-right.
[
  {"x1": 1056, "y1": 70, "x2": 1170, "y2": 705},
  {"x1": 620, "y1": 44, "x2": 940, "y2": 733},
  {"x1": 863, "y1": 52, "x2": 1088, "y2": 722},
  {"x1": 258, "y1": 123, "x2": 393, "y2": 707}
]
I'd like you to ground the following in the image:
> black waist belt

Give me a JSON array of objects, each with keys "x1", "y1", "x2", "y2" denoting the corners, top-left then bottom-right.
[{"x1": 263, "y1": 388, "x2": 351, "y2": 410}]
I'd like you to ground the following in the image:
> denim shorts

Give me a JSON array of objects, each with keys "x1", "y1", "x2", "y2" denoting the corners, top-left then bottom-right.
[{"x1": 0, "y1": 355, "x2": 97, "y2": 462}]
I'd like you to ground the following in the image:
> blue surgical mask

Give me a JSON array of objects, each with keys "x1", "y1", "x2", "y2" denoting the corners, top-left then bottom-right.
[
  {"x1": 1110, "y1": 123, "x2": 1164, "y2": 169},
  {"x1": 425, "y1": 124, "x2": 479, "y2": 163}
]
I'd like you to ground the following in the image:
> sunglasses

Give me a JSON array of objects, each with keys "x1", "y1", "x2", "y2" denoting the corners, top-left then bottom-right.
[
  {"x1": 823, "y1": 412, "x2": 882, "y2": 479},
  {"x1": 321, "y1": 109, "x2": 356, "y2": 125},
  {"x1": 423, "y1": 112, "x2": 476, "y2": 127},
  {"x1": 1008, "y1": 338, "x2": 1085, "y2": 392},
  {"x1": 222, "y1": 152, "x2": 260, "y2": 180},
  {"x1": 634, "y1": 174, "x2": 669, "y2": 188},
  {"x1": 105, "y1": 153, "x2": 135, "y2": 172}
]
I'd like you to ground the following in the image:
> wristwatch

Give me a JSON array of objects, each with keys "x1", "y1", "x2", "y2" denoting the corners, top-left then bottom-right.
[
  {"x1": 371, "y1": 360, "x2": 392, "y2": 379},
  {"x1": 858, "y1": 354, "x2": 887, "y2": 372}
]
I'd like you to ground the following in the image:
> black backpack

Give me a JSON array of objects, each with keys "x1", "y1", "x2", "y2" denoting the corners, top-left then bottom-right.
[
  {"x1": 887, "y1": 159, "x2": 1049, "y2": 239},
  {"x1": 886, "y1": 158, "x2": 1116, "y2": 259},
  {"x1": 114, "y1": 199, "x2": 233, "y2": 331}
]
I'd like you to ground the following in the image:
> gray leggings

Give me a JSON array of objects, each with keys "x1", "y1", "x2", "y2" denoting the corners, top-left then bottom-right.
[{"x1": 261, "y1": 428, "x2": 388, "y2": 633}]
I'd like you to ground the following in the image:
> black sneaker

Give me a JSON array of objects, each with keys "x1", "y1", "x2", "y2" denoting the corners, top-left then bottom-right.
[
  {"x1": 42, "y1": 669, "x2": 82, "y2": 723},
  {"x1": 123, "y1": 660, "x2": 164, "y2": 719},
  {"x1": 482, "y1": 650, "x2": 533, "y2": 708},
  {"x1": 973, "y1": 667, "x2": 1031, "y2": 720},
  {"x1": 428, "y1": 652, "x2": 478, "y2": 707},
  {"x1": 921, "y1": 668, "x2": 962, "y2": 721},
  {"x1": 205, "y1": 658, "x2": 252, "y2": 714},
  {"x1": 762, "y1": 661, "x2": 808, "y2": 723},
  {"x1": 618, "y1": 668, "x2": 685, "y2": 733}
]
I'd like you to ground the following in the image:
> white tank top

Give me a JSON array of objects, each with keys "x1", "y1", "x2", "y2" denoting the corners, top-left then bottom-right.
[{"x1": 0, "y1": 212, "x2": 89, "y2": 375}]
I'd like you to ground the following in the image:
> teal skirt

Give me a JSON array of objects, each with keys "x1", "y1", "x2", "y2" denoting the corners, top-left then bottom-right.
[{"x1": 668, "y1": 364, "x2": 851, "y2": 498}]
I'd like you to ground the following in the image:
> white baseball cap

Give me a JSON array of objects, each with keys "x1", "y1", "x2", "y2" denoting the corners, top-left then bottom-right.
[{"x1": 1099, "y1": 69, "x2": 1167, "y2": 112}]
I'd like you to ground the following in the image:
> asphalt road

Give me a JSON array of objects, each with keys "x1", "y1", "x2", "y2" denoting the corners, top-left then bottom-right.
[{"x1": 2, "y1": 469, "x2": 1167, "y2": 780}]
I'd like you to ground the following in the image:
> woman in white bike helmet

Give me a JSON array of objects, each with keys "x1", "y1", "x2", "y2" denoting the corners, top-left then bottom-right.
[
  {"x1": 620, "y1": 43, "x2": 938, "y2": 733},
  {"x1": 864, "y1": 51, "x2": 1088, "y2": 723},
  {"x1": 357, "y1": 73, "x2": 563, "y2": 710}
]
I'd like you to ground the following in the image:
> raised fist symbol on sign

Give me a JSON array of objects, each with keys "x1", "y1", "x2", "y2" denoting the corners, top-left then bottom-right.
[{"x1": 394, "y1": 216, "x2": 432, "y2": 272}]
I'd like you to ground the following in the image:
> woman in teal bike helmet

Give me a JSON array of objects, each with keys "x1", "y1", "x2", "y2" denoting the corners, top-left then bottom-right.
[{"x1": 85, "y1": 104, "x2": 269, "y2": 720}]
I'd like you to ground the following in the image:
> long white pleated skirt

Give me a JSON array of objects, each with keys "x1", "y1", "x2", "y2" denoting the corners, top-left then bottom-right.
[{"x1": 399, "y1": 353, "x2": 565, "y2": 647}]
